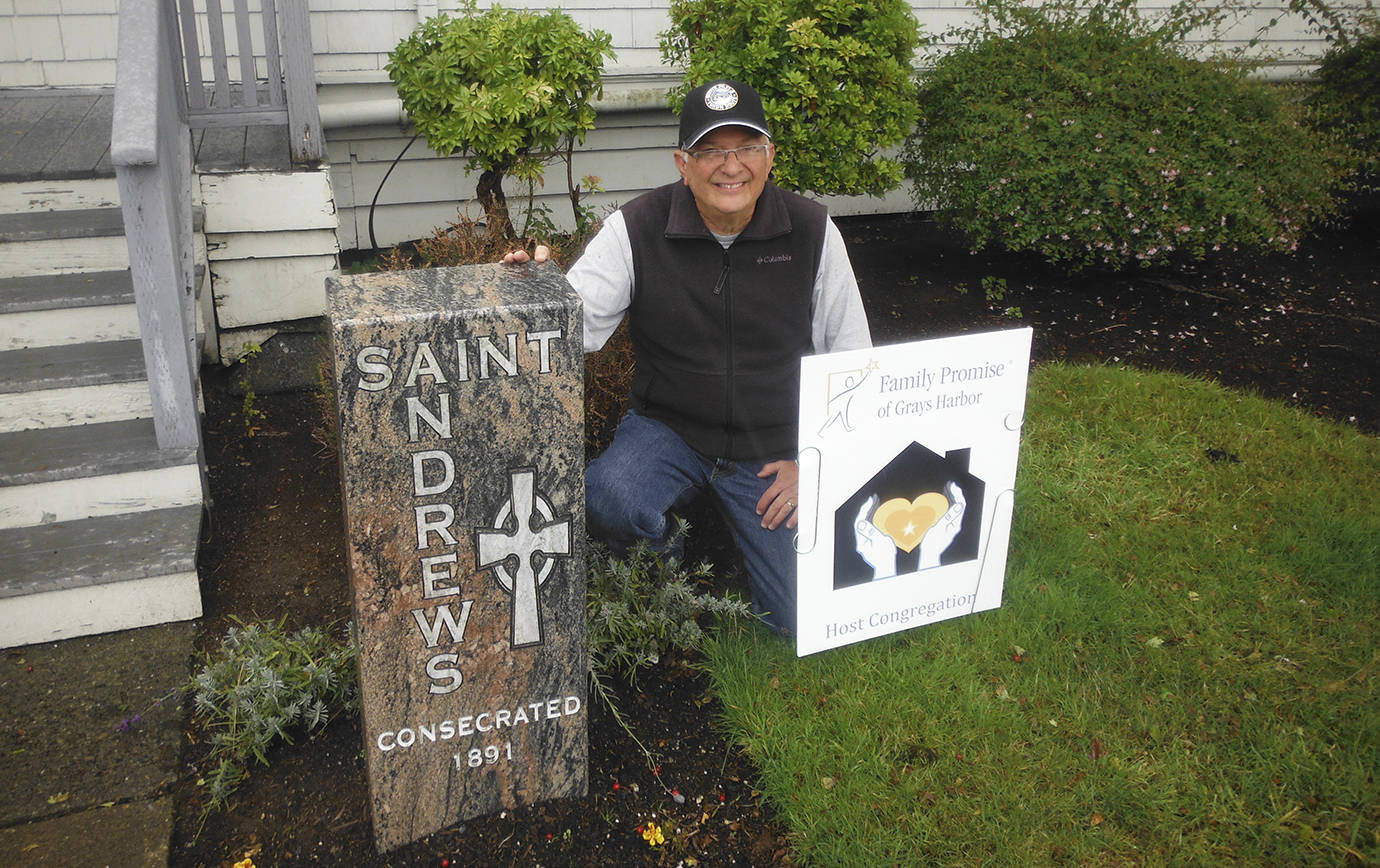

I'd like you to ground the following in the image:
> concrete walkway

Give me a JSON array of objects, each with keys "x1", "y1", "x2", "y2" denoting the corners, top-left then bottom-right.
[{"x1": 0, "y1": 623, "x2": 195, "y2": 866}]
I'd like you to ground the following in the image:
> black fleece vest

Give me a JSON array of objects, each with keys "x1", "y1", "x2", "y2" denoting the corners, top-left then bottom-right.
[{"x1": 620, "y1": 180, "x2": 828, "y2": 460}]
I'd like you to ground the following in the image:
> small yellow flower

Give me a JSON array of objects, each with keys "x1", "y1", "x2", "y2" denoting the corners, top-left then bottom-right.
[
  {"x1": 640, "y1": 821, "x2": 665, "y2": 846},
  {"x1": 233, "y1": 857, "x2": 256, "y2": 868}
]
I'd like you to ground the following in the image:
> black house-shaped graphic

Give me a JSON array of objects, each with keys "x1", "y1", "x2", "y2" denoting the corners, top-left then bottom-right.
[{"x1": 833, "y1": 441, "x2": 986, "y2": 589}]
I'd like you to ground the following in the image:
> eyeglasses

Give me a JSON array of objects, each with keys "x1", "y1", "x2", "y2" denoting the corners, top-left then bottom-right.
[{"x1": 684, "y1": 144, "x2": 772, "y2": 166}]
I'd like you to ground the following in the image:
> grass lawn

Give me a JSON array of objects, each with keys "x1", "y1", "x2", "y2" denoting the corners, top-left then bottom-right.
[{"x1": 706, "y1": 363, "x2": 1378, "y2": 866}]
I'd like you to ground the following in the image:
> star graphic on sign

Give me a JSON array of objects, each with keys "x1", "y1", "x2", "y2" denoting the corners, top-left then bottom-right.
[{"x1": 864, "y1": 358, "x2": 880, "y2": 373}]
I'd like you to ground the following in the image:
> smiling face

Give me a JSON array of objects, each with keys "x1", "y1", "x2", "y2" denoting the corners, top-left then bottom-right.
[{"x1": 674, "y1": 126, "x2": 775, "y2": 236}]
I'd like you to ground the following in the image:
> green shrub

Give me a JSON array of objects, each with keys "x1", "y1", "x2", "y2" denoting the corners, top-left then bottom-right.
[
  {"x1": 1309, "y1": 17, "x2": 1380, "y2": 197},
  {"x1": 189, "y1": 618, "x2": 358, "y2": 813},
  {"x1": 661, "y1": 0, "x2": 922, "y2": 197},
  {"x1": 388, "y1": 1, "x2": 613, "y2": 239},
  {"x1": 904, "y1": 0, "x2": 1351, "y2": 270}
]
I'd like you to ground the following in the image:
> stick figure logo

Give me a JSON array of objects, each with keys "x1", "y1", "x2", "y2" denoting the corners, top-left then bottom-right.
[
  {"x1": 475, "y1": 467, "x2": 571, "y2": 648},
  {"x1": 818, "y1": 359, "x2": 877, "y2": 437}
]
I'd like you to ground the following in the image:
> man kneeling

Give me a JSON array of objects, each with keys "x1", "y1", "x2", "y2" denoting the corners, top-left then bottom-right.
[{"x1": 505, "y1": 79, "x2": 871, "y2": 633}]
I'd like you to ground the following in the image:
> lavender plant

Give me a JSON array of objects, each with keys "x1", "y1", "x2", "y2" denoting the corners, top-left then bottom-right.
[
  {"x1": 586, "y1": 520, "x2": 755, "y2": 689},
  {"x1": 585, "y1": 520, "x2": 756, "y2": 770},
  {"x1": 189, "y1": 618, "x2": 358, "y2": 813}
]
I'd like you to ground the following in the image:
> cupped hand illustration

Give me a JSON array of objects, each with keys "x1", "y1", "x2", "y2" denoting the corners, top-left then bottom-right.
[
  {"x1": 917, "y1": 482, "x2": 965, "y2": 570},
  {"x1": 854, "y1": 495, "x2": 898, "y2": 580},
  {"x1": 854, "y1": 483, "x2": 966, "y2": 579}
]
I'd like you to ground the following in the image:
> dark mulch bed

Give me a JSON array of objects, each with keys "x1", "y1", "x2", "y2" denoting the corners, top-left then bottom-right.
[{"x1": 172, "y1": 209, "x2": 1377, "y2": 867}]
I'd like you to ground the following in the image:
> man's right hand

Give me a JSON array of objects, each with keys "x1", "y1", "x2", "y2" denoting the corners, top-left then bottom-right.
[{"x1": 501, "y1": 245, "x2": 551, "y2": 265}]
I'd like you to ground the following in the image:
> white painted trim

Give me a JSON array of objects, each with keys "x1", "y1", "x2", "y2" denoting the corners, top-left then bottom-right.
[
  {"x1": 0, "y1": 236, "x2": 130, "y2": 279},
  {"x1": 0, "y1": 381, "x2": 152, "y2": 432},
  {"x1": 0, "y1": 464, "x2": 202, "y2": 530},
  {"x1": 199, "y1": 170, "x2": 338, "y2": 233},
  {"x1": 199, "y1": 260, "x2": 219, "y2": 364},
  {"x1": 206, "y1": 228, "x2": 340, "y2": 261},
  {"x1": 211, "y1": 254, "x2": 339, "y2": 327},
  {"x1": 0, "y1": 304, "x2": 140, "y2": 350},
  {"x1": 0, "y1": 571, "x2": 202, "y2": 648}
]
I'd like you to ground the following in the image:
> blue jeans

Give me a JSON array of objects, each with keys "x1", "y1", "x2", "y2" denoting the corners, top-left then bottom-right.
[{"x1": 586, "y1": 410, "x2": 797, "y2": 634}]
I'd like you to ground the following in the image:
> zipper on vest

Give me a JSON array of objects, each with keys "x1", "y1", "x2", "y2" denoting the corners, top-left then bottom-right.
[
  {"x1": 712, "y1": 256, "x2": 730, "y2": 295},
  {"x1": 718, "y1": 248, "x2": 735, "y2": 456}
]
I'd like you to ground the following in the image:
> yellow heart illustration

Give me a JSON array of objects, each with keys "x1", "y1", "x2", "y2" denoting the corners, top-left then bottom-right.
[{"x1": 871, "y1": 492, "x2": 950, "y2": 553}]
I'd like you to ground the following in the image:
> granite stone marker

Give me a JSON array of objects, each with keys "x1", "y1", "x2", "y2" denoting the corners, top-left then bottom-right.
[{"x1": 327, "y1": 264, "x2": 587, "y2": 852}]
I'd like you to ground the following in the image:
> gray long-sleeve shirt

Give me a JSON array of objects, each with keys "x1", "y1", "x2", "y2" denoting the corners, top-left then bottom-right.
[{"x1": 566, "y1": 209, "x2": 873, "y2": 355}]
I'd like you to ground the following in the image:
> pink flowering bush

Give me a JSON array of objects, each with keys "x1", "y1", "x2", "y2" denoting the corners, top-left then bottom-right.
[{"x1": 903, "y1": 0, "x2": 1351, "y2": 270}]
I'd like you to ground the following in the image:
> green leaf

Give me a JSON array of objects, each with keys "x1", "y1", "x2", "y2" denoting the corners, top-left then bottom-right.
[
  {"x1": 662, "y1": 0, "x2": 922, "y2": 197},
  {"x1": 389, "y1": 5, "x2": 612, "y2": 235}
]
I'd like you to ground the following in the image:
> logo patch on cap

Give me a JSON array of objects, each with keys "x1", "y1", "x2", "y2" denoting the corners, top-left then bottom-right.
[{"x1": 704, "y1": 83, "x2": 740, "y2": 112}]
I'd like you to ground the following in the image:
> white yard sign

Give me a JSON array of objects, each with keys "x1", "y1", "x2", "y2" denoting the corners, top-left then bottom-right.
[{"x1": 795, "y1": 328, "x2": 1033, "y2": 655}]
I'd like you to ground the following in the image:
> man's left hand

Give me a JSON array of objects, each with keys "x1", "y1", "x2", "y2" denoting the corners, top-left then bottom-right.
[
  {"x1": 501, "y1": 245, "x2": 550, "y2": 264},
  {"x1": 756, "y1": 460, "x2": 799, "y2": 530}
]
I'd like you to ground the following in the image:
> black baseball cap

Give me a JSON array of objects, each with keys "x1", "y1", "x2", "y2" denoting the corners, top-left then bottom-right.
[{"x1": 678, "y1": 79, "x2": 771, "y2": 150}]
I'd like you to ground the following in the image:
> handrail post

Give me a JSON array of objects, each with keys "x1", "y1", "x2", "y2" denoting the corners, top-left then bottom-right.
[
  {"x1": 280, "y1": 0, "x2": 324, "y2": 164},
  {"x1": 112, "y1": 0, "x2": 201, "y2": 453}
]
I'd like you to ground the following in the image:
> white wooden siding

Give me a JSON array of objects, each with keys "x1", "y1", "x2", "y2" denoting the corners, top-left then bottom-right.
[
  {"x1": 3, "y1": 0, "x2": 1350, "y2": 250},
  {"x1": 304, "y1": 0, "x2": 1330, "y2": 77},
  {"x1": 198, "y1": 167, "x2": 340, "y2": 333},
  {"x1": 328, "y1": 103, "x2": 679, "y2": 248},
  {"x1": 310, "y1": 0, "x2": 669, "y2": 73},
  {"x1": 1, "y1": 1, "x2": 1343, "y2": 87},
  {"x1": 309, "y1": 0, "x2": 1336, "y2": 249},
  {"x1": 1, "y1": 0, "x2": 118, "y2": 86},
  {"x1": 327, "y1": 99, "x2": 912, "y2": 249}
]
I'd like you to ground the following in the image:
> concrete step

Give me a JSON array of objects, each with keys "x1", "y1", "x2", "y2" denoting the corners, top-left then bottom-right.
[
  {"x1": 0, "y1": 207, "x2": 129, "y2": 280},
  {"x1": 0, "y1": 206, "x2": 125, "y2": 243},
  {"x1": 0, "y1": 176, "x2": 120, "y2": 214},
  {"x1": 0, "y1": 622, "x2": 192, "y2": 858},
  {"x1": 0, "y1": 340, "x2": 153, "y2": 432},
  {"x1": 0, "y1": 267, "x2": 207, "y2": 353},
  {"x1": 0, "y1": 419, "x2": 201, "y2": 529},
  {"x1": 0, "y1": 505, "x2": 202, "y2": 648},
  {"x1": 0, "y1": 270, "x2": 139, "y2": 350}
]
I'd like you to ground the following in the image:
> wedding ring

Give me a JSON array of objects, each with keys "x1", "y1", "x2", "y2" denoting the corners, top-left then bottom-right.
[{"x1": 786, "y1": 499, "x2": 795, "y2": 507}]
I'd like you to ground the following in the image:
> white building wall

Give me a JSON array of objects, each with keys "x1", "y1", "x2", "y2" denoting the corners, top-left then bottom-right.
[
  {"x1": 1, "y1": 0, "x2": 120, "y2": 86},
  {"x1": 305, "y1": 0, "x2": 1330, "y2": 79},
  {"x1": 314, "y1": 0, "x2": 1329, "y2": 249},
  {"x1": 309, "y1": 0, "x2": 670, "y2": 77},
  {"x1": 0, "y1": 1, "x2": 1337, "y2": 89},
  {"x1": 1, "y1": 0, "x2": 1343, "y2": 247}
]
